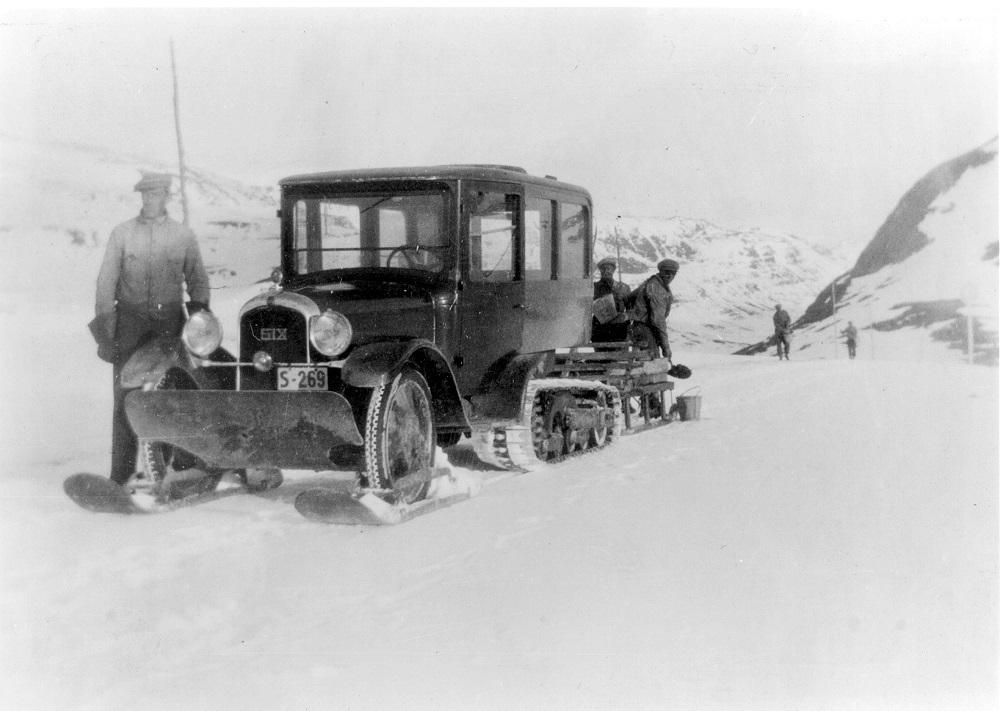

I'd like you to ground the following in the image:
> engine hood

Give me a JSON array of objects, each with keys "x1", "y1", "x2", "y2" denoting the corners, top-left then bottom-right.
[{"x1": 243, "y1": 271, "x2": 453, "y2": 344}]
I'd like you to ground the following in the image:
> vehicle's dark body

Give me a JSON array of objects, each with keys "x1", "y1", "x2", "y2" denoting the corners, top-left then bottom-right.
[
  {"x1": 273, "y1": 165, "x2": 593, "y2": 392},
  {"x1": 125, "y1": 165, "x2": 611, "y2": 496}
]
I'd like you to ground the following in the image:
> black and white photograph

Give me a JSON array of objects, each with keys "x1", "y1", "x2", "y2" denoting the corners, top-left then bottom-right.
[{"x1": 0, "y1": 6, "x2": 997, "y2": 710}]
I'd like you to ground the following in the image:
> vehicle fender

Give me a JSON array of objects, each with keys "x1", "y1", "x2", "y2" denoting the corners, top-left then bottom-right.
[
  {"x1": 468, "y1": 352, "x2": 553, "y2": 421},
  {"x1": 120, "y1": 336, "x2": 236, "y2": 390},
  {"x1": 342, "y1": 340, "x2": 470, "y2": 433}
]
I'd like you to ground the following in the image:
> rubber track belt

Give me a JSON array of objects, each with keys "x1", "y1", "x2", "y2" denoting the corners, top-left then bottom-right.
[{"x1": 476, "y1": 377, "x2": 624, "y2": 471}]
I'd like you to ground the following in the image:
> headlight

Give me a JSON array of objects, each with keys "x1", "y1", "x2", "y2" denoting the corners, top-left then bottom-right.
[
  {"x1": 182, "y1": 310, "x2": 223, "y2": 358},
  {"x1": 310, "y1": 309, "x2": 352, "y2": 357}
]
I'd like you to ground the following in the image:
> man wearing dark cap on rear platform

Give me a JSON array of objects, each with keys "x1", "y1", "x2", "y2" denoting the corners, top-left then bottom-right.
[
  {"x1": 592, "y1": 257, "x2": 632, "y2": 343},
  {"x1": 90, "y1": 171, "x2": 211, "y2": 486},
  {"x1": 630, "y1": 258, "x2": 679, "y2": 361}
]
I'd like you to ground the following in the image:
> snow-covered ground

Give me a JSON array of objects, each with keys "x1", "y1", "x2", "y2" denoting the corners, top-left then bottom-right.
[{"x1": 0, "y1": 227, "x2": 996, "y2": 709}]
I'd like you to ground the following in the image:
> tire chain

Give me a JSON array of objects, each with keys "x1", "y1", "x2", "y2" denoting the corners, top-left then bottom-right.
[{"x1": 361, "y1": 377, "x2": 390, "y2": 488}]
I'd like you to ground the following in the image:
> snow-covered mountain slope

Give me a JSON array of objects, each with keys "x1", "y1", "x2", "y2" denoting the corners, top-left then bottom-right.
[
  {"x1": 593, "y1": 217, "x2": 846, "y2": 351},
  {"x1": 738, "y1": 138, "x2": 999, "y2": 364}
]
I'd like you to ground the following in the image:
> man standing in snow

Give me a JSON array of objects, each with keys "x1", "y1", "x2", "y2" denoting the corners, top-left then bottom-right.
[
  {"x1": 591, "y1": 257, "x2": 632, "y2": 343},
  {"x1": 90, "y1": 172, "x2": 211, "y2": 486},
  {"x1": 843, "y1": 321, "x2": 858, "y2": 359},
  {"x1": 773, "y1": 304, "x2": 792, "y2": 360},
  {"x1": 629, "y1": 258, "x2": 679, "y2": 361}
]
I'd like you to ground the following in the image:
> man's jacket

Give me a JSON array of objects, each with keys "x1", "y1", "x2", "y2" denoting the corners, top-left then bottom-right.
[
  {"x1": 773, "y1": 309, "x2": 791, "y2": 335},
  {"x1": 95, "y1": 213, "x2": 210, "y2": 317},
  {"x1": 628, "y1": 273, "x2": 673, "y2": 325}
]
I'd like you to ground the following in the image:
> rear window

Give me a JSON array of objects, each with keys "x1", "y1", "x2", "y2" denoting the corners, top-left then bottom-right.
[{"x1": 559, "y1": 202, "x2": 589, "y2": 278}]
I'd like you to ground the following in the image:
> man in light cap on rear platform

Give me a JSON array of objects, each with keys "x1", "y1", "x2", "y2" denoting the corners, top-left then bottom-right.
[
  {"x1": 591, "y1": 256, "x2": 632, "y2": 343},
  {"x1": 91, "y1": 171, "x2": 211, "y2": 486}
]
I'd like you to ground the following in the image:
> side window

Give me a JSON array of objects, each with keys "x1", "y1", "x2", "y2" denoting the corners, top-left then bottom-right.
[
  {"x1": 469, "y1": 191, "x2": 519, "y2": 282},
  {"x1": 558, "y1": 202, "x2": 588, "y2": 279},
  {"x1": 525, "y1": 197, "x2": 554, "y2": 281}
]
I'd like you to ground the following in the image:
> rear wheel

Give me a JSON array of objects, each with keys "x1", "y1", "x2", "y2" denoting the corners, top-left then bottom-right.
[{"x1": 363, "y1": 368, "x2": 435, "y2": 504}]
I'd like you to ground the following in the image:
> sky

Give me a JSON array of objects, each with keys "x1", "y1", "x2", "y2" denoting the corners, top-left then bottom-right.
[{"x1": 0, "y1": 7, "x2": 996, "y2": 249}]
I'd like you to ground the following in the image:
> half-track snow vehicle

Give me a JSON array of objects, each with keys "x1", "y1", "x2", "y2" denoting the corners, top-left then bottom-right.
[{"x1": 125, "y1": 165, "x2": 675, "y2": 505}]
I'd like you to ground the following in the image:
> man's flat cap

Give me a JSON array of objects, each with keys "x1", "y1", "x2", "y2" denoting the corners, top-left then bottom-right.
[
  {"x1": 596, "y1": 257, "x2": 617, "y2": 269},
  {"x1": 657, "y1": 258, "x2": 680, "y2": 272},
  {"x1": 133, "y1": 172, "x2": 172, "y2": 192}
]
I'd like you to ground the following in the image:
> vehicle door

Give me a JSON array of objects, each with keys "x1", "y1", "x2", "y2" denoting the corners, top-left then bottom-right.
[
  {"x1": 456, "y1": 182, "x2": 524, "y2": 393},
  {"x1": 521, "y1": 194, "x2": 592, "y2": 351}
]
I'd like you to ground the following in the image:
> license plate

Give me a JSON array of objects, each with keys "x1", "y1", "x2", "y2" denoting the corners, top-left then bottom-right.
[{"x1": 277, "y1": 366, "x2": 328, "y2": 391}]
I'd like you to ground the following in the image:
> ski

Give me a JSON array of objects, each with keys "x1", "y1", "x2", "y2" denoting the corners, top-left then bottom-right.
[
  {"x1": 293, "y1": 467, "x2": 475, "y2": 525},
  {"x1": 294, "y1": 487, "x2": 473, "y2": 525}
]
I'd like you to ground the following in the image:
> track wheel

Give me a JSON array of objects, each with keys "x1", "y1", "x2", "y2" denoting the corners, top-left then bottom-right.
[
  {"x1": 363, "y1": 367, "x2": 435, "y2": 504},
  {"x1": 537, "y1": 392, "x2": 575, "y2": 460},
  {"x1": 589, "y1": 391, "x2": 609, "y2": 447},
  {"x1": 139, "y1": 369, "x2": 223, "y2": 499}
]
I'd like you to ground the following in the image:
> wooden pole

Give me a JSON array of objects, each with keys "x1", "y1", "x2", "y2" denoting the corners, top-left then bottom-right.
[
  {"x1": 170, "y1": 40, "x2": 190, "y2": 227},
  {"x1": 967, "y1": 312, "x2": 975, "y2": 364},
  {"x1": 614, "y1": 216, "x2": 622, "y2": 277},
  {"x1": 831, "y1": 278, "x2": 837, "y2": 357},
  {"x1": 961, "y1": 284, "x2": 978, "y2": 365}
]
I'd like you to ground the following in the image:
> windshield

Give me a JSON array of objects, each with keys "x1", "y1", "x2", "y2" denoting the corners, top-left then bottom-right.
[{"x1": 290, "y1": 190, "x2": 451, "y2": 275}]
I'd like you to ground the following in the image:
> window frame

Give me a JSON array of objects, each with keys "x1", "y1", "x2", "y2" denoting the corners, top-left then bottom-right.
[{"x1": 465, "y1": 185, "x2": 523, "y2": 284}]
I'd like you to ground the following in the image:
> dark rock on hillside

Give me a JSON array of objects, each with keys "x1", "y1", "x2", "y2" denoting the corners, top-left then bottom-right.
[
  {"x1": 734, "y1": 137, "x2": 998, "y2": 360},
  {"x1": 795, "y1": 139, "x2": 998, "y2": 328}
]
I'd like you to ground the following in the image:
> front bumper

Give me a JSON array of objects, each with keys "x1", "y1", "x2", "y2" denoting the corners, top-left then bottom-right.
[{"x1": 125, "y1": 390, "x2": 364, "y2": 470}]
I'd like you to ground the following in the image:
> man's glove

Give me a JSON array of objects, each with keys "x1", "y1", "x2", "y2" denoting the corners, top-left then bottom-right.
[{"x1": 87, "y1": 312, "x2": 117, "y2": 363}]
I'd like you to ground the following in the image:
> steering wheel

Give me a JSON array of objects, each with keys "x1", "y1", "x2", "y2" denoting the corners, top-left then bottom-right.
[
  {"x1": 386, "y1": 246, "x2": 441, "y2": 270},
  {"x1": 386, "y1": 246, "x2": 421, "y2": 268}
]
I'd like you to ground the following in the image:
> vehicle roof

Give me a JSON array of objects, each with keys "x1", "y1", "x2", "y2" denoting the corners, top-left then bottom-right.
[{"x1": 278, "y1": 164, "x2": 591, "y2": 199}]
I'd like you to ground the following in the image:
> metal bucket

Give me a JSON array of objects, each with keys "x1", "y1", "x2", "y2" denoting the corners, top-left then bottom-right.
[{"x1": 675, "y1": 387, "x2": 702, "y2": 421}]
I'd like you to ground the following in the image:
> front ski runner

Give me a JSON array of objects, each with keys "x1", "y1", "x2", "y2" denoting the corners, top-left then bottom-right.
[
  {"x1": 64, "y1": 467, "x2": 282, "y2": 515},
  {"x1": 294, "y1": 466, "x2": 475, "y2": 525}
]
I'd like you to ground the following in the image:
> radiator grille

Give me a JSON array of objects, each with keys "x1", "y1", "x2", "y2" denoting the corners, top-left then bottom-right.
[{"x1": 239, "y1": 306, "x2": 308, "y2": 390}]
